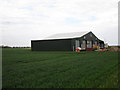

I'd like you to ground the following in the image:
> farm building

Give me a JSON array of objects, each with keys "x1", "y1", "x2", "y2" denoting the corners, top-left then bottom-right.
[{"x1": 31, "y1": 31, "x2": 104, "y2": 51}]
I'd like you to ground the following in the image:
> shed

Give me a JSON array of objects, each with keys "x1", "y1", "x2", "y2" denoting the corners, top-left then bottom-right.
[{"x1": 31, "y1": 31, "x2": 104, "y2": 51}]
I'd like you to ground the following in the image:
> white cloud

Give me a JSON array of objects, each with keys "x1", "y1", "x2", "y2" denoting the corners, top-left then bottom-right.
[{"x1": 0, "y1": 0, "x2": 118, "y2": 46}]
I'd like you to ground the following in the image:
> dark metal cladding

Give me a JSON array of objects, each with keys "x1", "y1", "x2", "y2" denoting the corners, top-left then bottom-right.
[{"x1": 31, "y1": 39, "x2": 73, "y2": 51}]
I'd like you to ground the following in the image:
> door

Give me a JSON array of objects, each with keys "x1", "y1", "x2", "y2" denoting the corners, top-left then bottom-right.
[{"x1": 100, "y1": 43, "x2": 104, "y2": 49}]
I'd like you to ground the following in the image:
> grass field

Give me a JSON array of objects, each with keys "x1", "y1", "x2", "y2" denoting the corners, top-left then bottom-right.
[{"x1": 2, "y1": 48, "x2": 119, "y2": 88}]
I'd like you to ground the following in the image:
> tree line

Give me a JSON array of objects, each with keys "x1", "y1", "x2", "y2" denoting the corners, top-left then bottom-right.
[{"x1": 0, "y1": 45, "x2": 30, "y2": 48}]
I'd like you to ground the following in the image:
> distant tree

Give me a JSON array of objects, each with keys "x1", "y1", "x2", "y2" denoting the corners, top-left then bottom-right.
[{"x1": 2, "y1": 45, "x2": 11, "y2": 48}]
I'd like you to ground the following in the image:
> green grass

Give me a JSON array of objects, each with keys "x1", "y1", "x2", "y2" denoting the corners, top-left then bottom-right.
[{"x1": 2, "y1": 48, "x2": 119, "y2": 88}]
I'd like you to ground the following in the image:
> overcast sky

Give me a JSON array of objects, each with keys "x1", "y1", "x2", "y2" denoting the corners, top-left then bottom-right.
[{"x1": 0, "y1": 0, "x2": 118, "y2": 47}]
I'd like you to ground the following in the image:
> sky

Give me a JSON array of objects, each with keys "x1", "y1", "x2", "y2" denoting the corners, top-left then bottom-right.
[{"x1": 0, "y1": 0, "x2": 118, "y2": 47}]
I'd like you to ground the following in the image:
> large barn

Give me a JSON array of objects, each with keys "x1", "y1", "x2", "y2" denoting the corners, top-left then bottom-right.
[{"x1": 31, "y1": 31, "x2": 104, "y2": 51}]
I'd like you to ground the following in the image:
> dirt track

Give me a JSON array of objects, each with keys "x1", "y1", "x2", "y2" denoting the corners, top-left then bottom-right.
[{"x1": 108, "y1": 46, "x2": 120, "y2": 51}]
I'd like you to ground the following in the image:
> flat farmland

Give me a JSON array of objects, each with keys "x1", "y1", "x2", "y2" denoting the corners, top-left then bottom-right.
[{"x1": 2, "y1": 48, "x2": 119, "y2": 88}]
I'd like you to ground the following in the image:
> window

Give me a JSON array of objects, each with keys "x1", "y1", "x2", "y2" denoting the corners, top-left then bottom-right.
[
  {"x1": 81, "y1": 40, "x2": 86, "y2": 49},
  {"x1": 87, "y1": 40, "x2": 92, "y2": 48},
  {"x1": 87, "y1": 41, "x2": 90, "y2": 43},
  {"x1": 84, "y1": 36, "x2": 86, "y2": 39}
]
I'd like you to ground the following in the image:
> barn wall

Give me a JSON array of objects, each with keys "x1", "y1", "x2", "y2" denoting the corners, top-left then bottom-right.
[
  {"x1": 79, "y1": 32, "x2": 99, "y2": 42},
  {"x1": 75, "y1": 32, "x2": 101, "y2": 47},
  {"x1": 72, "y1": 32, "x2": 104, "y2": 50},
  {"x1": 31, "y1": 39, "x2": 73, "y2": 51}
]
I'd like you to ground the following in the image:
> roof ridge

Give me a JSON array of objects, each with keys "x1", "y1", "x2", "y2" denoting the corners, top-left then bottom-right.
[
  {"x1": 42, "y1": 31, "x2": 90, "y2": 40},
  {"x1": 47, "y1": 31, "x2": 89, "y2": 37}
]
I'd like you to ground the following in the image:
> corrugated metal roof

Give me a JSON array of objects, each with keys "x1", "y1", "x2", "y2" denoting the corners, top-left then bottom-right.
[{"x1": 42, "y1": 31, "x2": 90, "y2": 40}]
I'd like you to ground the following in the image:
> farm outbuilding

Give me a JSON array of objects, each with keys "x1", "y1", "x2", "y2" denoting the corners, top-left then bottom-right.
[{"x1": 31, "y1": 31, "x2": 105, "y2": 51}]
